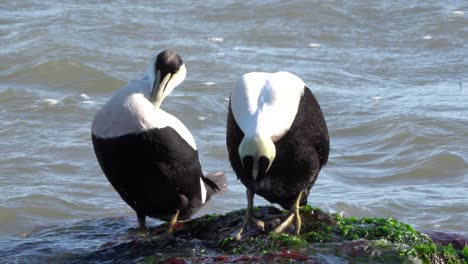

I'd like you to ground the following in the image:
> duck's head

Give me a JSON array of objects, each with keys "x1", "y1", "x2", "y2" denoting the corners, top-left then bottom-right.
[{"x1": 148, "y1": 50, "x2": 187, "y2": 109}]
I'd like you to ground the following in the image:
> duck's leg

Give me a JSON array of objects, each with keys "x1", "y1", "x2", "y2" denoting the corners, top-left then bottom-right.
[
  {"x1": 137, "y1": 212, "x2": 147, "y2": 230},
  {"x1": 167, "y1": 209, "x2": 180, "y2": 233},
  {"x1": 133, "y1": 212, "x2": 150, "y2": 237},
  {"x1": 235, "y1": 189, "x2": 265, "y2": 240},
  {"x1": 273, "y1": 191, "x2": 303, "y2": 235}
]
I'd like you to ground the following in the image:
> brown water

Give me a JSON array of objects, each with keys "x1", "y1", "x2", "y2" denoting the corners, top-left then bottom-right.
[{"x1": 0, "y1": 1, "x2": 467, "y2": 262}]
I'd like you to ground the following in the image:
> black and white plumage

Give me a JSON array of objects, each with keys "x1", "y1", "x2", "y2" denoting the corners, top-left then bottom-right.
[
  {"x1": 91, "y1": 50, "x2": 226, "y2": 231},
  {"x1": 226, "y1": 72, "x2": 329, "y2": 238}
]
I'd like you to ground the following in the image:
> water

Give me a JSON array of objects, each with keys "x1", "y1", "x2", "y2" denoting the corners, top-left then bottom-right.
[{"x1": 0, "y1": 0, "x2": 467, "y2": 262}]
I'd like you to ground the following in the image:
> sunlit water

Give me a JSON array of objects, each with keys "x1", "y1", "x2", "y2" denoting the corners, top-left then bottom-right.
[{"x1": 0, "y1": 1, "x2": 467, "y2": 262}]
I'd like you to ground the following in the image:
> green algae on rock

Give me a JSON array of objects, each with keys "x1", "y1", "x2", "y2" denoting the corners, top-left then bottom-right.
[{"x1": 65, "y1": 206, "x2": 467, "y2": 264}]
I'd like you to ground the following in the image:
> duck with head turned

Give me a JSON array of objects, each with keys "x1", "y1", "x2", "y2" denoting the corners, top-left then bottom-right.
[
  {"x1": 91, "y1": 50, "x2": 226, "y2": 232},
  {"x1": 226, "y1": 71, "x2": 329, "y2": 240}
]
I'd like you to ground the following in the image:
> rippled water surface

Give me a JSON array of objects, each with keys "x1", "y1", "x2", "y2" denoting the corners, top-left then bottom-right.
[{"x1": 1, "y1": 1, "x2": 467, "y2": 262}]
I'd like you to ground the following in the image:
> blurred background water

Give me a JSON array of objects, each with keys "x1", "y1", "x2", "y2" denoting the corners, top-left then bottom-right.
[{"x1": 0, "y1": 0, "x2": 467, "y2": 262}]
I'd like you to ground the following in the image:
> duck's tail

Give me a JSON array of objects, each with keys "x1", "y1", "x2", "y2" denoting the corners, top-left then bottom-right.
[{"x1": 202, "y1": 171, "x2": 227, "y2": 199}]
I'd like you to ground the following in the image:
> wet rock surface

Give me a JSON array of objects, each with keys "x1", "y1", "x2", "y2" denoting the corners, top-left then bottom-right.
[{"x1": 63, "y1": 206, "x2": 466, "y2": 263}]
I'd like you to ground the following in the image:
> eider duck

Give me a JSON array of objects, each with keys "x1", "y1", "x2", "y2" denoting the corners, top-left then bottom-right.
[
  {"x1": 91, "y1": 50, "x2": 226, "y2": 232},
  {"x1": 226, "y1": 72, "x2": 329, "y2": 239}
]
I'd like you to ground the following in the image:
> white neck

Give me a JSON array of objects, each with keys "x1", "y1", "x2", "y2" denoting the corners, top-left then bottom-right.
[{"x1": 91, "y1": 76, "x2": 197, "y2": 150}]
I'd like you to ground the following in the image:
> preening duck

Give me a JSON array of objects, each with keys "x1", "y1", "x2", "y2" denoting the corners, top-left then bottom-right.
[
  {"x1": 226, "y1": 72, "x2": 329, "y2": 239},
  {"x1": 91, "y1": 50, "x2": 226, "y2": 231}
]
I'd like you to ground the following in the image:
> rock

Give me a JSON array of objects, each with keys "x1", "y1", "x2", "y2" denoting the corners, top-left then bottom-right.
[{"x1": 65, "y1": 206, "x2": 467, "y2": 264}]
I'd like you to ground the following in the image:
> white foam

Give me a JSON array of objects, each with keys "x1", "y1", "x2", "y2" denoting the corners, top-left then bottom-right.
[
  {"x1": 80, "y1": 93, "x2": 90, "y2": 100},
  {"x1": 197, "y1": 116, "x2": 205, "y2": 121},
  {"x1": 453, "y1": 10, "x2": 464, "y2": 16},
  {"x1": 208, "y1": 37, "x2": 224, "y2": 42},
  {"x1": 372, "y1": 96, "x2": 382, "y2": 101},
  {"x1": 308, "y1": 43, "x2": 321, "y2": 48},
  {"x1": 81, "y1": 100, "x2": 95, "y2": 105},
  {"x1": 43, "y1": 99, "x2": 59, "y2": 105},
  {"x1": 203, "y1": 81, "x2": 216, "y2": 86},
  {"x1": 423, "y1": 35, "x2": 432, "y2": 40}
]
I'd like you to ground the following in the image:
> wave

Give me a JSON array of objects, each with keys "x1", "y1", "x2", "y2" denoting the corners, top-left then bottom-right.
[
  {"x1": 2, "y1": 60, "x2": 125, "y2": 94},
  {"x1": 329, "y1": 114, "x2": 468, "y2": 186}
]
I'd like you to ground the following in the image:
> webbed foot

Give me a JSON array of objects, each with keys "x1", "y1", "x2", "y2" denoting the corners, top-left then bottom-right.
[{"x1": 234, "y1": 217, "x2": 265, "y2": 240}]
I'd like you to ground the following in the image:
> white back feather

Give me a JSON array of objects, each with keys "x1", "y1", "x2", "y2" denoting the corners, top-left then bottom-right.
[
  {"x1": 91, "y1": 75, "x2": 197, "y2": 150},
  {"x1": 231, "y1": 72, "x2": 305, "y2": 140}
]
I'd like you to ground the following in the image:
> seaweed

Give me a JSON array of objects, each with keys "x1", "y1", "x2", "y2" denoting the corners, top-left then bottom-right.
[{"x1": 63, "y1": 205, "x2": 466, "y2": 264}]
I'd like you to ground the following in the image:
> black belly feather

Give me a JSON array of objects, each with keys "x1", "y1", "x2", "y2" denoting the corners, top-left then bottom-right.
[
  {"x1": 227, "y1": 86, "x2": 330, "y2": 210},
  {"x1": 92, "y1": 126, "x2": 205, "y2": 221}
]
